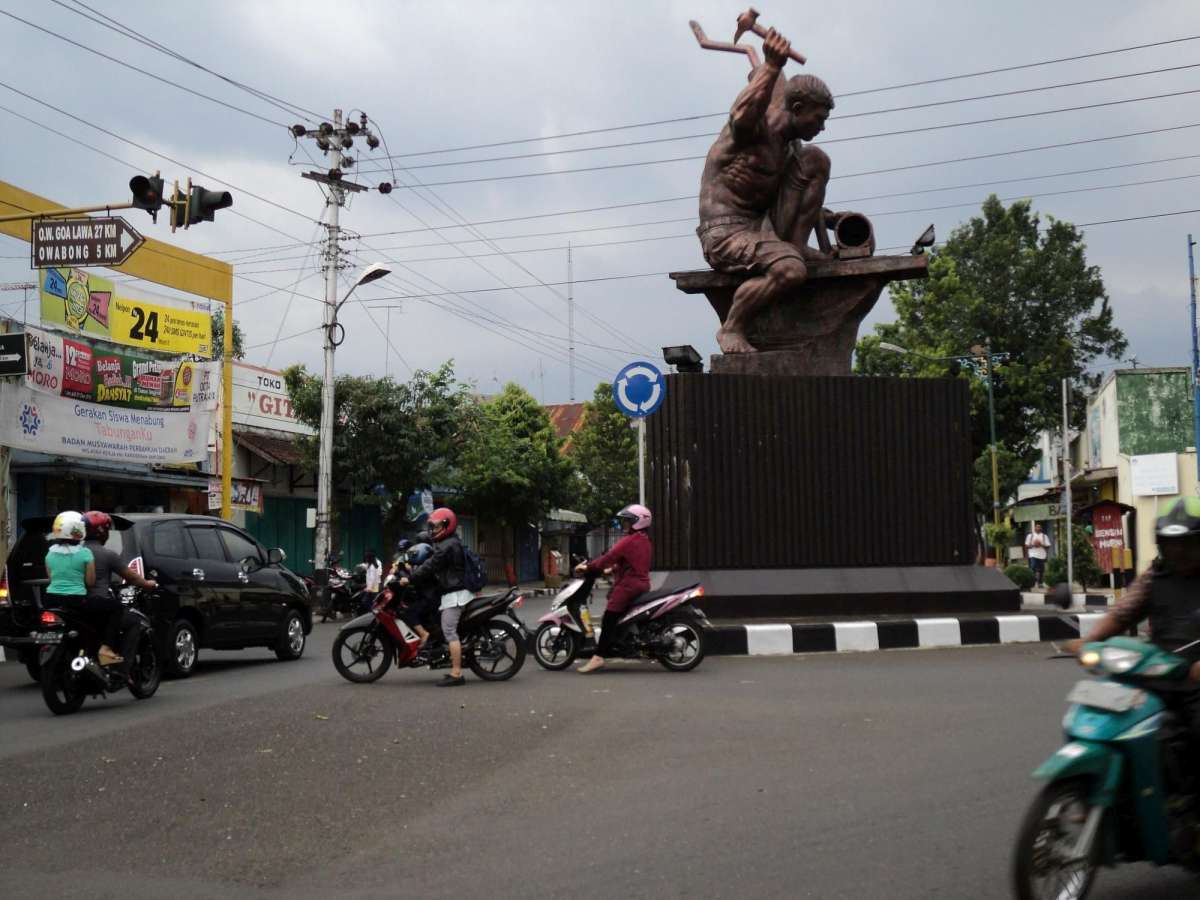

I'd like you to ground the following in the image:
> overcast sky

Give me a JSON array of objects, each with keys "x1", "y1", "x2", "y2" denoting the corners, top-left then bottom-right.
[{"x1": 0, "y1": 0, "x2": 1197, "y2": 403}]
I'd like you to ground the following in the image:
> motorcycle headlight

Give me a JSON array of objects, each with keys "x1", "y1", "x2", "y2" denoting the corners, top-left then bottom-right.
[{"x1": 1100, "y1": 646, "x2": 1143, "y2": 674}]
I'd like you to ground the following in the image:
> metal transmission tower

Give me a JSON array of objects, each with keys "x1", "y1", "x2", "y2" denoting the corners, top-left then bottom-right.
[{"x1": 291, "y1": 110, "x2": 392, "y2": 605}]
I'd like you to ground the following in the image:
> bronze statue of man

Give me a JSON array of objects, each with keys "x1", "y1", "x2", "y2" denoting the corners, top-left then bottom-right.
[{"x1": 697, "y1": 28, "x2": 837, "y2": 353}]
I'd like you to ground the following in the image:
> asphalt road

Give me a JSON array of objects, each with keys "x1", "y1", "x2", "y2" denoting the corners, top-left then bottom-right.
[{"x1": 0, "y1": 626, "x2": 1196, "y2": 899}]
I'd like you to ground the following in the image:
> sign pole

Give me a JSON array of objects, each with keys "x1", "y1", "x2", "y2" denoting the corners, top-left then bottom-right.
[
  {"x1": 222, "y1": 294, "x2": 233, "y2": 521},
  {"x1": 1062, "y1": 378, "x2": 1076, "y2": 607},
  {"x1": 638, "y1": 417, "x2": 646, "y2": 506}
]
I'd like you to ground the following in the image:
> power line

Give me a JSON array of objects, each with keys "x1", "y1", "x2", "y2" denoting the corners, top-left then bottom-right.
[
  {"x1": 371, "y1": 34, "x2": 1200, "y2": 159},
  {"x1": 357, "y1": 89, "x2": 1200, "y2": 189},
  {"x1": 0, "y1": 9, "x2": 293, "y2": 130},
  {"x1": 199, "y1": 119, "x2": 1200, "y2": 257},
  {"x1": 353, "y1": 62, "x2": 1200, "y2": 174},
  {"x1": 0, "y1": 80, "x2": 316, "y2": 223},
  {"x1": 230, "y1": 151, "x2": 1200, "y2": 267},
  {"x1": 379, "y1": 168, "x2": 660, "y2": 357},
  {"x1": 0, "y1": 101, "x2": 305, "y2": 245},
  {"x1": 51, "y1": 0, "x2": 324, "y2": 123},
  {"x1": 233, "y1": 168, "x2": 1200, "y2": 274},
  {"x1": 345, "y1": 205, "x2": 1200, "y2": 300}
]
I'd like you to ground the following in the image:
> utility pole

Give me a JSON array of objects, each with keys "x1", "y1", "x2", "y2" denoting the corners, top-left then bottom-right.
[
  {"x1": 1062, "y1": 378, "x2": 1076, "y2": 606},
  {"x1": 985, "y1": 339, "x2": 1000, "y2": 531},
  {"x1": 1189, "y1": 234, "x2": 1199, "y2": 480},
  {"x1": 567, "y1": 242, "x2": 575, "y2": 402},
  {"x1": 292, "y1": 108, "x2": 388, "y2": 607}
]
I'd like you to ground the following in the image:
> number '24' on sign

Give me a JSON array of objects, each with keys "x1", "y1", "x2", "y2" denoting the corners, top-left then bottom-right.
[{"x1": 128, "y1": 306, "x2": 159, "y2": 343}]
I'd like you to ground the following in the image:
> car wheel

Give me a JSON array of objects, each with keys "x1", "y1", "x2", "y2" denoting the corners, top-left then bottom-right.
[
  {"x1": 166, "y1": 619, "x2": 199, "y2": 679},
  {"x1": 274, "y1": 610, "x2": 306, "y2": 661}
]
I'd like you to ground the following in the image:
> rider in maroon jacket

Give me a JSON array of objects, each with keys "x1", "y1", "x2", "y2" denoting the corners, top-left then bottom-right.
[{"x1": 574, "y1": 504, "x2": 652, "y2": 673}]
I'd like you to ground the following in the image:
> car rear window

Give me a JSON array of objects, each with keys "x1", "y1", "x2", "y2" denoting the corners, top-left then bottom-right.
[{"x1": 151, "y1": 522, "x2": 192, "y2": 558}]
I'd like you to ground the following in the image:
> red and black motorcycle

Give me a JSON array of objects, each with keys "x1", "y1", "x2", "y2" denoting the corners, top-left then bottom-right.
[{"x1": 330, "y1": 578, "x2": 527, "y2": 683}]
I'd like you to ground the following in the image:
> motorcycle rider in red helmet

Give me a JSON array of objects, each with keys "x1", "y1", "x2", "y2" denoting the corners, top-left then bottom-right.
[
  {"x1": 399, "y1": 507, "x2": 471, "y2": 687},
  {"x1": 83, "y1": 511, "x2": 158, "y2": 666},
  {"x1": 574, "y1": 504, "x2": 653, "y2": 674}
]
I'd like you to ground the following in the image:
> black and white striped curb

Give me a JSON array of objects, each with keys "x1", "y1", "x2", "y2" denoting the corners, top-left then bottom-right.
[
  {"x1": 1021, "y1": 591, "x2": 1116, "y2": 608},
  {"x1": 701, "y1": 613, "x2": 1106, "y2": 656}
]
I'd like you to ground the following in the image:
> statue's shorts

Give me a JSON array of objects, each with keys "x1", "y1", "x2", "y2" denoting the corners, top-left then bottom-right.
[{"x1": 697, "y1": 216, "x2": 804, "y2": 274}]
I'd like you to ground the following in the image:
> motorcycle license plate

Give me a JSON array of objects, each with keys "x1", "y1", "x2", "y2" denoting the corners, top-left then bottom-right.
[
  {"x1": 1066, "y1": 679, "x2": 1142, "y2": 713},
  {"x1": 32, "y1": 631, "x2": 61, "y2": 643}
]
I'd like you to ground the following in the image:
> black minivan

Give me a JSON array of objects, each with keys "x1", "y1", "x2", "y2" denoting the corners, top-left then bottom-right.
[{"x1": 1, "y1": 514, "x2": 312, "y2": 679}]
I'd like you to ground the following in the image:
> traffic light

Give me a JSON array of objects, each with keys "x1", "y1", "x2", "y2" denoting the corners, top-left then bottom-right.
[
  {"x1": 169, "y1": 179, "x2": 233, "y2": 231},
  {"x1": 129, "y1": 174, "x2": 164, "y2": 222}
]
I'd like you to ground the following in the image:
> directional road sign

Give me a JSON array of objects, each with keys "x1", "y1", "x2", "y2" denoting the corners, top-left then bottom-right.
[
  {"x1": 612, "y1": 361, "x2": 666, "y2": 418},
  {"x1": 0, "y1": 333, "x2": 28, "y2": 376},
  {"x1": 30, "y1": 216, "x2": 144, "y2": 269}
]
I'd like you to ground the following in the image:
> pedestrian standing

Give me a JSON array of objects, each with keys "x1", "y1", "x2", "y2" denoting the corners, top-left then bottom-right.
[
  {"x1": 363, "y1": 549, "x2": 383, "y2": 597},
  {"x1": 1025, "y1": 522, "x2": 1051, "y2": 587}
]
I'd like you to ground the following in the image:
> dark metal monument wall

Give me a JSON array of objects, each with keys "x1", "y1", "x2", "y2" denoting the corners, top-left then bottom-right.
[{"x1": 646, "y1": 374, "x2": 975, "y2": 570}]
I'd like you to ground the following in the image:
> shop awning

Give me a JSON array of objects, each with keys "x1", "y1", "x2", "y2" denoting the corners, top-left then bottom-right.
[
  {"x1": 10, "y1": 453, "x2": 208, "y2": 488},
  {"x1": 236, "y1": 431, "x2": 307, "y2": 467},
  {"x1": 1072, "y1": 467, "x2": 1118, "y2": 487},
  {"x1": 547, "y1": 508, "x2": 588, "y2": 524}
]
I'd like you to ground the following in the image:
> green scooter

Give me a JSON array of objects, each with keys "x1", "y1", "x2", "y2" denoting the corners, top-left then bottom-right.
[{"x1": 1013, "y1": 636, "x2": 1200, "y2": 899}]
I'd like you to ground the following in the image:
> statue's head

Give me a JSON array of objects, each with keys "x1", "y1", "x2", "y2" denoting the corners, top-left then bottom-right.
[{"x1": 782, "y1": 74, "x2": 834, "y2": 141}]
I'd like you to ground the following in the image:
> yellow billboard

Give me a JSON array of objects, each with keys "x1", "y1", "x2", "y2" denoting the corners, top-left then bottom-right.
[{"x1": 40, "y1": 267, "x2": 213, "y2": 358}]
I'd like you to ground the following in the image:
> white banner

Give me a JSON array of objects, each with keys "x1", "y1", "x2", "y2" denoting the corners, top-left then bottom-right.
[
  {"x1": 232, "y1": 362, "x2": 312, "y2": 435},
  {"x1": 1130, "y1": 452, "x2": 1179, "y2": 497},
  {"x1": 0, "y1": 382, "x2": 213, "y2": 465}
]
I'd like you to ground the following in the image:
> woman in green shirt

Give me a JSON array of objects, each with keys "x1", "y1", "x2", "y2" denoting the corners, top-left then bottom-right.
[{"x1": 44, "y1": 510, "x2": 120, "y2": 665}]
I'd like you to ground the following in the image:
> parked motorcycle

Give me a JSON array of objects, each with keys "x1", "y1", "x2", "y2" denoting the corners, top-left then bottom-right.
[
  {"x1": 35, "y1": 587, "x2": 161, "y2": 715},
  {"x1": 306, "y1": 554, "x2": 358, "y2": 622},
  {"x1": 1012, "y1": 636, "x2": 1200, "y2": 899},
  {"x1": 532, "y1": 573, "x2": 709, "y2": 672},
  {"x1": 331, "y1": 579, "x2": 527, "y2": 683}
]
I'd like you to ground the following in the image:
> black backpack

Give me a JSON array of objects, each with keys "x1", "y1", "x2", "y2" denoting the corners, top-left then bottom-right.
[{"x1": 462, "y1": 546, "x2": 487, "y2": 593}]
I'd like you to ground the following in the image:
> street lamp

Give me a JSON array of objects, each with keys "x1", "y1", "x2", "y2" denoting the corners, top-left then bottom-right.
[
  {"x1": 880, "y1": 340, "x2": 1009, "y2": 561},
  {"x1": 313, "y1": 262, "x2": 392, "y2": 600}
]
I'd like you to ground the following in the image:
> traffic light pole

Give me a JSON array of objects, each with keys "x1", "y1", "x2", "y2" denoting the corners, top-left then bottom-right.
[{"x1": 0, "y1": 201, "x2": 133, "y2": 224}]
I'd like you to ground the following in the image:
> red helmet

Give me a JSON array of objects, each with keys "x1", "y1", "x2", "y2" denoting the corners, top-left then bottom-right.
[
  {"x1": 429, "y1": 507, "x2": 457, "y2": 540},
  {"x1": 83, "y1": 510, "x2": 113, "y2": 541}
]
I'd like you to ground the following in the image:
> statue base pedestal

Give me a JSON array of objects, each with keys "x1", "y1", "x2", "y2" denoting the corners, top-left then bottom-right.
[
  {"x1": 645, "y1": 372, "x2": 1019, "y2": 617},
  {"x1": 670, "y1": 255, "x2": 928, "y2": 377}
]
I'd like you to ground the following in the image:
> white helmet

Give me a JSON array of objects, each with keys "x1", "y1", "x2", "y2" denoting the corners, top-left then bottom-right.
[{"x1": 52, "y1": 510, "x2": 86, "y2": 542}]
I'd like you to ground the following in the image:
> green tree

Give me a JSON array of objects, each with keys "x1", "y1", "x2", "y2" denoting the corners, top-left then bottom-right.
[
  {"x1": 283, "y1": 362, "x2": 475, "y2": 511},
  {"x1": 211, "y1": 308, "x2": 245, "y2": 360},
  {"x1": 456, "y1": 383, "x2": 576, "y2": 570},
  {"x1": 855, "y1": 196, "x2": 1127, "y2": 514},
  {"x1": 570, "y1": 383, "x2": 638, "y2": 534}
]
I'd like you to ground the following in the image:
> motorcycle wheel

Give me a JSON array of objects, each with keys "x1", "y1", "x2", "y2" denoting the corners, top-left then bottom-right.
[
  {"x1": 128, "y1": 632, "x2": 162, "y2": 700},
  {"x1": 657, "y1": 617, "x2": 706, "y2": 672},
  {"x1": 331, "y1": 625, "x2": 393, "y2": 683},
  {"x1": 40, "y1": 651, "x2": 86, "y2": 715},
  {"x1": 533, "y1": 622, "x2": 580, "y2": 671},
  {"x1": 466, "y1": 619, "x2": 526, "y2": 681},
  {"x1": 1012, "y1": 779, "x2": 1101, "y2": 900}
]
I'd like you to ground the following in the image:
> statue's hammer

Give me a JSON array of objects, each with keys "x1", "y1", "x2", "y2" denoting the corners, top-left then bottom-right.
[{"x1": 733, "y1": 7, "x2": 807, "y2": 65}]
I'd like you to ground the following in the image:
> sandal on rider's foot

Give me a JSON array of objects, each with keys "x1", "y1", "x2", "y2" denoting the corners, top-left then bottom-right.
[
  {"x1": 437, "y1": 674, "x2": 465, "y2": 687},
  {"x1": 98, "y1": 647, "x2": 124, "y2": 666}
]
